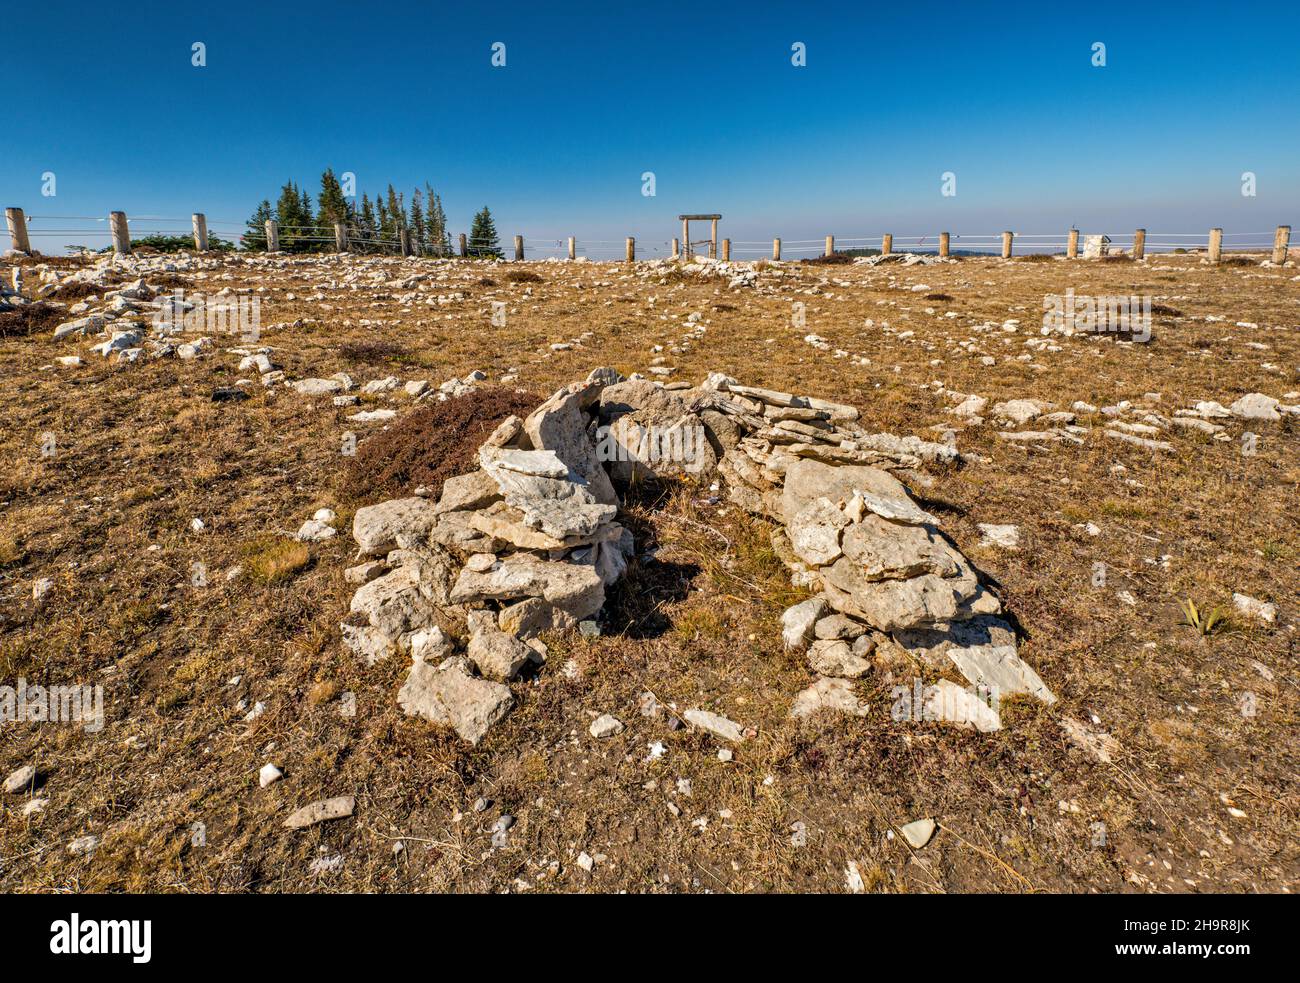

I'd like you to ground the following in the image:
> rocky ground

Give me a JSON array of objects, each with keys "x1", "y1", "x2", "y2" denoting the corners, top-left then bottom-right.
[{"x1": 0, "y1": 246, "x2": 1296, "y2": 893}]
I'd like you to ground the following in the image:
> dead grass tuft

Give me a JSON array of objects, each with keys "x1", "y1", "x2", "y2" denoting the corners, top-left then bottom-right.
[{"x1": 243, "y1": 537, "x2": 311, "y2": 584}]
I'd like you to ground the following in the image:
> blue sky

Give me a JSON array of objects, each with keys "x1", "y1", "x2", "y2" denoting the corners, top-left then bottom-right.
[{"x1": 5, "y1": 1, "x2": 1297, "y2": 254}]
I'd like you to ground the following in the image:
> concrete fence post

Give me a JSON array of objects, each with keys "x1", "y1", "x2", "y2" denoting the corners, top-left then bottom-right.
[
  {"x1": 1133, "y1": 228, "x2": 1146, "y2": 261},
  {"x1": 1067, "y1": 229, "x2": 1079, "y2": 259},
  {"x1": 6, "y1": 207, "x2": 31, "y2": 254},
  {"x1": 514, "y1": 235, "x2": 524, "y2": 261},
  {"x1": 672, "y1": 237, "x2": 680, "y2": 259},
  {"x1": 459, "y1": 233, "x2": 468, "y2": 257},
  {"x1": 681, "y1": 218, "x2": 690, "y2": 259},
  {"x1": 710, "y1": 218, "x2": 718, "y2": 259},
  {"x1": 772, "y1": 238, "x2": 781, "y2": 261},
  {"x1": 721, "y1": 238, "x2": 730, "y2": 261},
  {"x1": 824, "y1": 234, "x2": 834, "y2": 257},
  {"x1": 192, "y1": 213, "x2": 209, "y2": 251},
  {"x1": 335, "y1": 222, "x2": 348, "y2": 253},
  {"x1": 939, "y1": 232, "x2": 950, "y2": 259},
  {"x1": 567, "y1": 236, "x2": 576, "y2": 260},
  {"x1": 1273, "y1": 225, "x2": 1291, "y2": 264},
  {"x1": 626, "y1": 236, "x2": 635, "y2": 262},
  {"x1": 265, "y1": 219, "x2": 280, "y2": 253},
  {"x1": 1001, "y1": 231, "x2": 1013, "y2": 259},
  {"x1": 110, "y1": 211, "x2": 131, "y2": 255},
  {"x1": 1208, "y1": 228, "x2": 1222, "y2": 264},
  {"x1": 881, "y1": 233, "x2": 892, "y2": 257}
]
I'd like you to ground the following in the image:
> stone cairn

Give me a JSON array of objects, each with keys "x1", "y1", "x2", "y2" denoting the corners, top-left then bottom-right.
[{"x1": 342, "y1": 367, "x2": 1054, "y2": 744}]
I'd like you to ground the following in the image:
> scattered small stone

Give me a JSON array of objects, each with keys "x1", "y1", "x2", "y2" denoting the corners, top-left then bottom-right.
[
  {"x1": 491, "y1": 814, "x2": 515, "y2": 848},
  {"x1": 1232, "y1": 592, "x2": 1276, "y2": 625},
  {"x1": 259, "y1": 763, "x2": 284, "y2": 788},
  {"x1": 899, "y1": 817, "x2": 936, "y2": 849},
  {"x1": 845, "y1": 860, "x2": 866, "y2": 894},
  {"x1": 589, "y1": 714, "x2": 624, "y2": 739},
  {"x1": 683, "y1": 709, "x2": 747, "y2": 743},
  {"x1": 4, "y1": 765, "x2": 38, "y2": 794},
  {"x1": 68, "y1": 835, "x2": 100, "y2": 857},
  {"x1": 977, "y1": 523, "x2": 1020, "y2": 550}
]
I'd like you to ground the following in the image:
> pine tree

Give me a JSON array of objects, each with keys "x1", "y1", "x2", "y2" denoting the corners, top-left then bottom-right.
[
  {"x1": 275, "y1": 181, "x2": 299, "y2": 229},
  {"x1": 298, "y1": 188, "x2": 316, "y2": 250},
  {"x1": 275, "y1": 182, "x2": 303, "y2": 251},
  {"x1": 317, "y1": 168, "x2": 349, "y2": 237},
  {"x1": 410, "y1": 189, "x2": 426, "y2": 255},
  {"x1": 358, "y1": 194, "x2": 377, "y2": 254},
  {"x1": 426, "y1": 185, "x2": 449, "y2": 257},
  {"x1": 468, "y1": 206, "x2": 500, "y2": 258},
  {"x1": 244, "y1": 199, "x2": 273, "y2": 251},
  {"x1": 385, "y1": 185, "x2": 406, "y2": 237}
]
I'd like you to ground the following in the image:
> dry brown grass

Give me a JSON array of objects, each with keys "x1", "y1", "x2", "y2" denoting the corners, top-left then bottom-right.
[
  {"x1": 0, "y1": 249, "x2": 1295, "y2": 895},
  {"x1": 243, "y1": 537, "x2": 312, "y2": 584}
]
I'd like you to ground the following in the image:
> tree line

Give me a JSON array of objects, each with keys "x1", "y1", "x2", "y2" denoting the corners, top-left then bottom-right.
[{"x1": 243, "y1": 168, "x2": 500, "y2": 257}]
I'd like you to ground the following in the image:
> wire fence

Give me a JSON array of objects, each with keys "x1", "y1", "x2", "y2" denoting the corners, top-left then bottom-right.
[{"x1": 6, "y1": 210, "x2": 1294, "y2": 260}]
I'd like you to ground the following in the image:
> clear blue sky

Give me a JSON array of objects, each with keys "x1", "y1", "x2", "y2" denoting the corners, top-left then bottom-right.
[{"x1": 5, "y1": 0, "x2": 1297, "y2": 254}]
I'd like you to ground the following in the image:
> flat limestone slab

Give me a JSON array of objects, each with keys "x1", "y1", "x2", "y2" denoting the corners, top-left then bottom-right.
[
  {"x1": 284, "y1": 795, "x2": 356, "y2": 829},
  {"x1": 894, "y1": 616, "x2": 1055, "y2": 705}
]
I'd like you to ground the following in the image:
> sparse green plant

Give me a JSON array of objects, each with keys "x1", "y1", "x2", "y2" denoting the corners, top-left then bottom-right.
[{"x1": 1177, "y1": 597, "x2": 1226, "y2": 636}]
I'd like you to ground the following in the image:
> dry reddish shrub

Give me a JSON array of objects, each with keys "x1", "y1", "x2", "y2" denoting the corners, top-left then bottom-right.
[
  {"x1": 339, "y1": 339, "x2": 410, "y2": 364},
  {"x1": 802, "y1": 252, "x2": 853, "y2": 265},
  {"x1": 0, "y1": 302, "x2": 67, "y2": 338},
  {"x1": 340, "y1": 386, "x2": 542, "y2": 502},
  {"x1": 505, "y1": 269, "x2": 543, "y2": 283},
  {"x1": 45, "y1": 281, "x2": 103, "y2": 301}
]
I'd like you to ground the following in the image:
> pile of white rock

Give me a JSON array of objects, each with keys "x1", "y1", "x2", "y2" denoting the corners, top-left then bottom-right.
[
  {"x1": 340, "y1": 367, "x2": 1052, "y2": 744},
  {"x1": 690, "y1": 377, "x2": 1054, "y2": 730},
  {"x1": 341, "y1": 370, "x2": 636, "y2": 744}
]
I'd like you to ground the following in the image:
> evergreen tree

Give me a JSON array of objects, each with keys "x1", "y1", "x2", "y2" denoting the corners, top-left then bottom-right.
[
  {"x1": 385, "y1": 185, "x2": 406, "y2": 247},
  {"x1": 275, "y1": 181, "x2": 303, "y2": 251},
  {"x1": 275, "y1": 181, "x2": 300, "y2": 230},
  {"x1": 317, "y1": 168, "x2": 349, "y2": 236},
  {"x1": 468, "y1": 206, "x2": 500, "y2": 258},
  {"x1": 244, "y1": 199, "x2": 273, "y2": 251},
  {"x1": 410, "y1": 189, "x2": 426, "y2": 255},
  {"x1": 426, "y1": 185, "x2": 449, "y2": 257},
  {"x1": 358, "y1": 194, "x2": 377, "y2": 254}
]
